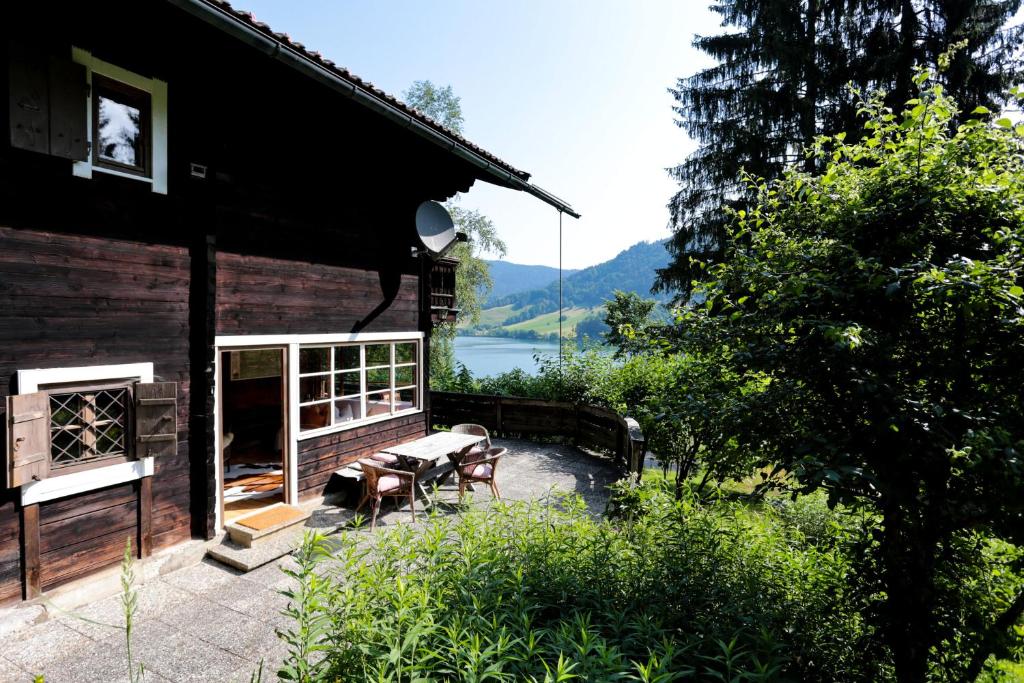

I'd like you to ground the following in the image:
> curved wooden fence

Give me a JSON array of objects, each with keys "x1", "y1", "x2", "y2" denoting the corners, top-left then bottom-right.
[{"x1": 429, "y1": 391, "x2": 645, "y2": 477}]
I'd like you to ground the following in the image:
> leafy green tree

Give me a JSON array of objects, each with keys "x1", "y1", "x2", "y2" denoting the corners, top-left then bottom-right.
[
  {"x1": 402, "y1": 80, "x2": 506, "y2": 382},
  {"x1": 670, "y1": 66, "x2": 1024, "y2": 680},
  {"x1": 659, "y1": 0, "x2": 1024, "y2": 295},
  {"x1": 603, "y1": 290, "x2": 659, "y2": 357}
]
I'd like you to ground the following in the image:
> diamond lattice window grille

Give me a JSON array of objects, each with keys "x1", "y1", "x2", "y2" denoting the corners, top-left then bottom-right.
[{"x1": 49, "y1": 388, "x2": 129, "y2": 468}]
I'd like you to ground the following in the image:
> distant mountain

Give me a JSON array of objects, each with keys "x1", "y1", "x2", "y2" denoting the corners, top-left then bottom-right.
[
  {"x1": 463, "y1": 239, "x2": 672, "y2": 341},
  {"x1": 483, "y1": 260, "x2": 580, "y2": 303},
  {"x1": 491, "y1": 239, "x2": 671, "y2": 312}
]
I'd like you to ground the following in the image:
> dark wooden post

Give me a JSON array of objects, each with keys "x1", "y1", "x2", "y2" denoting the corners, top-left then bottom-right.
[
  {"x1": 138, "y1": 476, "x2": 153, "y2": 558},
  {"x1": 189, "y1": 229, "x2": 217, "y2": 540},
  {"x1": 495, "y1": 395, "x2": 503, "y2": 437},
  {"x1": 20, "y1": 503, "x2": 40, "y2": 599}
]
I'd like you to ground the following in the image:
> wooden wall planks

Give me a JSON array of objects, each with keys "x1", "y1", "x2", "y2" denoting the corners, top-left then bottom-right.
[
  {"x1": 216, "y1": 251, "x2": 420, "y2": 336},
  {"x1": 0, "y1": 227, "x2": 193, "y2": 596},
  {"x1": 297, "y1": 413, "x2": 428, "y2": 500}
]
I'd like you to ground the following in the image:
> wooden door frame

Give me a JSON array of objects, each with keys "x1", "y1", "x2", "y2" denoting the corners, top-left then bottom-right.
[{"x1": 213, "y1": 344, "x2": 292, "y2": 530}]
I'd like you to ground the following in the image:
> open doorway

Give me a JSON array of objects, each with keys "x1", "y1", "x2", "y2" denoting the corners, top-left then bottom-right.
[{"x1": 220, "y1": 348, "x2": 286, "y2": 524}]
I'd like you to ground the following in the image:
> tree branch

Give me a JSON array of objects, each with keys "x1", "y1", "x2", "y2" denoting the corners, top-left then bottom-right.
[{"x1": 963, "y1": 588, "x2": 1024, "y2": 682}]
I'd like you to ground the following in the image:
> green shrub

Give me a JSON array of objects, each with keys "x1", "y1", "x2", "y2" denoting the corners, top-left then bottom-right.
[{"x1": 279, "y1": 486, "x2": 886, "y2": 681}]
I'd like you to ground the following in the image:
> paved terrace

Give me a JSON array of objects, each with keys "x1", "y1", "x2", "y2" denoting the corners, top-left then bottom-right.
[{"x1": 0, "y1": 439, "x2": 619, "y2": 683}]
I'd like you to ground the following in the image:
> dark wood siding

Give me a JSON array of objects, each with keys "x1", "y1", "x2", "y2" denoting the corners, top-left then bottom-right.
[
  {"x1": 297, "y1": 413, "x2": 427, "y2": 501},
  {"x1": 0, "y1": 490, "x2": 19, "y2": 604},
  {"x1": 38, "y1": 482, "x2": 137, "y2": 590},
  {"x1": 216, "y1": 252, "x2": 420, "y2": 336},
  {"x1": 0, "y1": 227, "x2": 193, "y2": 593}
]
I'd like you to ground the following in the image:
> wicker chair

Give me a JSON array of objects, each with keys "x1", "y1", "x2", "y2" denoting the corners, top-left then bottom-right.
[
  {"x1": 450, "y1": 423, "x2": 491, "y2": 461},
  {"x1": 455, "y1": 446, "x2": 507, "y2": 500},
  {"x1": 355, "y1": 458, "x2": 417, "y2": 530}
]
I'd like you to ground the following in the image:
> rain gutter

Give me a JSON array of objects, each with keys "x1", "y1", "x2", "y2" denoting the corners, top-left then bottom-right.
[{"x1": 167, "y1": 0, "x2": 581, "y2": 218}]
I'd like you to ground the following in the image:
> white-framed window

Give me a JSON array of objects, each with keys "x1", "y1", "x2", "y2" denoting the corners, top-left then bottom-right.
[
  {"x1": 297, "y1": 340, "x2": 420, "y2": 435},
  {"x1": 70, "y1": 47, "x2": 168, "y2": 194},
  {"x1": 13, "y1": 363, "x2": 162, "y2": 506}
]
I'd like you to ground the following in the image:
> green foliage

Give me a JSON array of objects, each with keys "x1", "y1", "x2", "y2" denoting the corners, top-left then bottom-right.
[
  {"x1": 402, "y1": 80, "x2": 507, "y2": 383},
  {"x1": 660, "y1": 0, "x2": 1024, "y2": 294},
  {"x1": 279, "y1": 533, "x2": 335, "y2": 682},
  {"x1": 403, "y1": 80, "x2": 465, "y2": 133},
  {"x1": 120, "y1": 538, "x2": 144, "y2": 683},
  {"x1": 281, "y1": 487, "x2": 882, "y2": 681},
  {"x1": 603, "y1": 290, "x2": 660, "y2": 358},
  {"x1": 669, "y1": 68, "x2": 1024, "y2": 679}
]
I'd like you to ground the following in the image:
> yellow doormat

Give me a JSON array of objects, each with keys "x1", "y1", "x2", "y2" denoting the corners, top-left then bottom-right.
[{"x1": 236, "y1": 505, "x2": 305, "y2": 531}]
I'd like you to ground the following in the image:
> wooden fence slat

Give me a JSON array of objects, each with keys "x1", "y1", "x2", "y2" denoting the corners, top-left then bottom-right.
[{"x1": 430, "y1": 391, "x2": 643, "y2": 477}]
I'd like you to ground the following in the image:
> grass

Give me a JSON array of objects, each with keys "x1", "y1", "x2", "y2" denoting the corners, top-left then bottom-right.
[
  {"x1": 504, "y1": 306, "x2": 600, "y2": 336},
  {"x1": 463, "y1": 304, "x2": 516, "y2": 328}
]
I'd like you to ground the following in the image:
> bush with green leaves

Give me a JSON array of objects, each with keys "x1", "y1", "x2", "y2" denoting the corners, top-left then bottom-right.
[
  {"x1": 662, "y1": 63, "x2": 1024, "y2": 680},
  {"x1": 278, "y1": 486, "x2": 884, "y2": 682}
]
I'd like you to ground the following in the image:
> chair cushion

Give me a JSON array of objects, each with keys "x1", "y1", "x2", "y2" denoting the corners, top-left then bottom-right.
[
  {"x1": 371, "y1": 453, "x2": 399, "y2": 464},
  {"x1": 378, "y1": 475, "x2": 402, "y2": 493},
  {"x1": 470, "y1": 463, "x2": 493, "y2": 478}
]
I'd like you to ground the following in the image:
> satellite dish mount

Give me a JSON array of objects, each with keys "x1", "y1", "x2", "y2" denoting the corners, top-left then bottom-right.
[{"x1": 413, "y1": 201, "x2": 466, "y2": 259}]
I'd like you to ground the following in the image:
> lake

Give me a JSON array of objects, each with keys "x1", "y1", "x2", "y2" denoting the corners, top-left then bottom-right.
[{"x1": 453, "y1": 336, "x2": 562, "y2": 377}]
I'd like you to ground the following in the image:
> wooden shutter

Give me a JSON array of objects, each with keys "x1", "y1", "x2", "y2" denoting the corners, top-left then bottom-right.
[
  {"x1": 135, "y1": 382, "x2": 177, "y2": 458},
  {"x1": 8, "y1": 43, "x2": 49, "y2": 155},
  {"x1": 47, "y1": 57, "x2": 87, "y2": 160},
  {"x1": 5, "y1": 393, "x2": 49, "y2": 488}
]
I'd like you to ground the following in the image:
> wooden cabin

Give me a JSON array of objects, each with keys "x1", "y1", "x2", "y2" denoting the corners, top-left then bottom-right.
[{"x1": 0, "y1": 0, "x2": 575, "y2": 603}]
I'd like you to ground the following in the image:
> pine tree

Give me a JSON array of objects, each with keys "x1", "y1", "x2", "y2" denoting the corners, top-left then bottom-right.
[{"x1": 658, "y1": 0, "x2": 1023, "y2": 295}]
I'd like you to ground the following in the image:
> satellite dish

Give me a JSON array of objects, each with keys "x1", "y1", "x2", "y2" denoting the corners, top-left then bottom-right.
[{"x1": 415, "y1": 201, "x2": 457, "y2": 256}]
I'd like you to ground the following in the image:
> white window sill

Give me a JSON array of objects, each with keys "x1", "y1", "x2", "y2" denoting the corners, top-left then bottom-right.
[
  {"x1": 297, "y1": 407, "x2": 423, "y2": 442},
  {"x1": 21, "y1": 457, "x2": 154, "y2": 506}
]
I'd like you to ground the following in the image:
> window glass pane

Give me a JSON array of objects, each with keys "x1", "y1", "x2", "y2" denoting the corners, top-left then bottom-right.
[
  {"x1": 300, "y1": 348, "x2": 330, "y2": 374},
  {"x1": 365, "y1": 391, "x2": 391, "y2": 417},
  {"x1": 300, "y1": 404, "x2": 330, "y2": 431},
  {"x1": 395, "y1": 387, "x2": 418, "y2": 410},
  {"x1": 334, "y1": 398, "x2": 363, "y2": 423},
  {"x1": 334, "y1": 371, "x2": 360, "y2": 397},
  {"x1": 365, "y1": 344, "x2": 389, "y2": 366},
  {"x1": 395, "y1": 343, "x2": 416, "y2": 364},
  {"x1": 97, "y1": 95, "x2": 142, "y2": 166},
  {"x1": 299, "y1": 375, "x2": 330, "y2": 403},
  {"x1": 395, "y1": 365, "x2": 416, "y2": 387},
  {"x1": 366, "y1": 367, "x2": 390, "y2": 392},
  {"x1": 334, "y1": 345, "x2": 359, "y2": 371}
]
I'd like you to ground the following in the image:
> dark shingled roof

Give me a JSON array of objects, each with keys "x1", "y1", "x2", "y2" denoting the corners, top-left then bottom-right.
[{"x1": 198, "y1": 0, "x2": 532, "y2": 182}]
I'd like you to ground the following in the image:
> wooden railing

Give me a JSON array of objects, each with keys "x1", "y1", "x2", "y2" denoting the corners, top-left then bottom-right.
[{"x1": 429, "y1": 391, "x2": 645, "y2": 477}]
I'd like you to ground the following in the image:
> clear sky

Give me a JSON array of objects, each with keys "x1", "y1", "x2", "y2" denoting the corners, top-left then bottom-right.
[{"x1": 235, "y1": 1, "x2": 722, "y2": 269}]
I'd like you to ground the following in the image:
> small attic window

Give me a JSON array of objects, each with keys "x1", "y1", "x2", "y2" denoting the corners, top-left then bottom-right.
[
  {"x1": 93, "y1": 74, "x2": 151, "y2": 177},
  {"x1": 71, "y1": 47, "x2": 168, "y2": 194}
]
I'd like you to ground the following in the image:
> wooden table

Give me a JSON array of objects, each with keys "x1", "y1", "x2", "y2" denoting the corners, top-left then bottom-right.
[{"x1": 381, "y1": 431, "x2": 486, "y2": 504}]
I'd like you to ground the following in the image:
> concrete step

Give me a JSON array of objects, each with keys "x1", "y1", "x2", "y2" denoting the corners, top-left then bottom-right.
[
  {"x1": 207, "y1": 502, "x2": 357, "y2": 573},
  {"x1": 225, "y1": 503, "x2": 310, "y2": 549}
]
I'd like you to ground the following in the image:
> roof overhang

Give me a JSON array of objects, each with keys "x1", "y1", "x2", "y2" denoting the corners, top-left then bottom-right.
[{"x1": 166, "y1": 0, "x2": 581, "y2": 218}]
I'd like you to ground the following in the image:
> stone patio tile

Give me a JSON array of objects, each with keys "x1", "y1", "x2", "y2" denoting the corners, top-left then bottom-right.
[
  {"x1": 0, "y1": 655, "x2": 32, "y2": 683},
  {"x1": 29, "y1": 620, "x2": 175, "y2": 683},
  {"x1": 202, "y1": 577, "x2": 292, "y2": 626},
  {"x1": 198, "y1": 613, "x2": 283, "y2": 659},
  {"x1": 241, "y1": 555, "x2": 297, "y2": 590},
  {"x1": 136, "y1": 630, "x2": 249, "y2": 683},
  {"x1": 163, "y1": 557, "x2": 243, "y2": 595},
  {"x1": 132, "y1": 579, "x2": 197, "y2": 621},
  {"x1": 3, "y1": 620, "x2": 97, "y2": 672},
  {"x1": 52, "y1": 592, "x2": 127, "y2": 641}
]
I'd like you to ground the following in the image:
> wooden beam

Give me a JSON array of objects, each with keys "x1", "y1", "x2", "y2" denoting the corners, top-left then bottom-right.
[
  {"x1": 20, "y1": 503, "x2": 40, "y2": 600},
  {"x1": 138, "y1": 476, "x2": 153, "y2": 558}
]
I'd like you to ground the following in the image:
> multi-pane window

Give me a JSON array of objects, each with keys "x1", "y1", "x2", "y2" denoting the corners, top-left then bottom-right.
[
  {"x1": 298, "y1": 341, "x2": 419, "y2": 433},
  {"x1": 49, "y1": 386, "x2": 131, "y2": 469}
]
